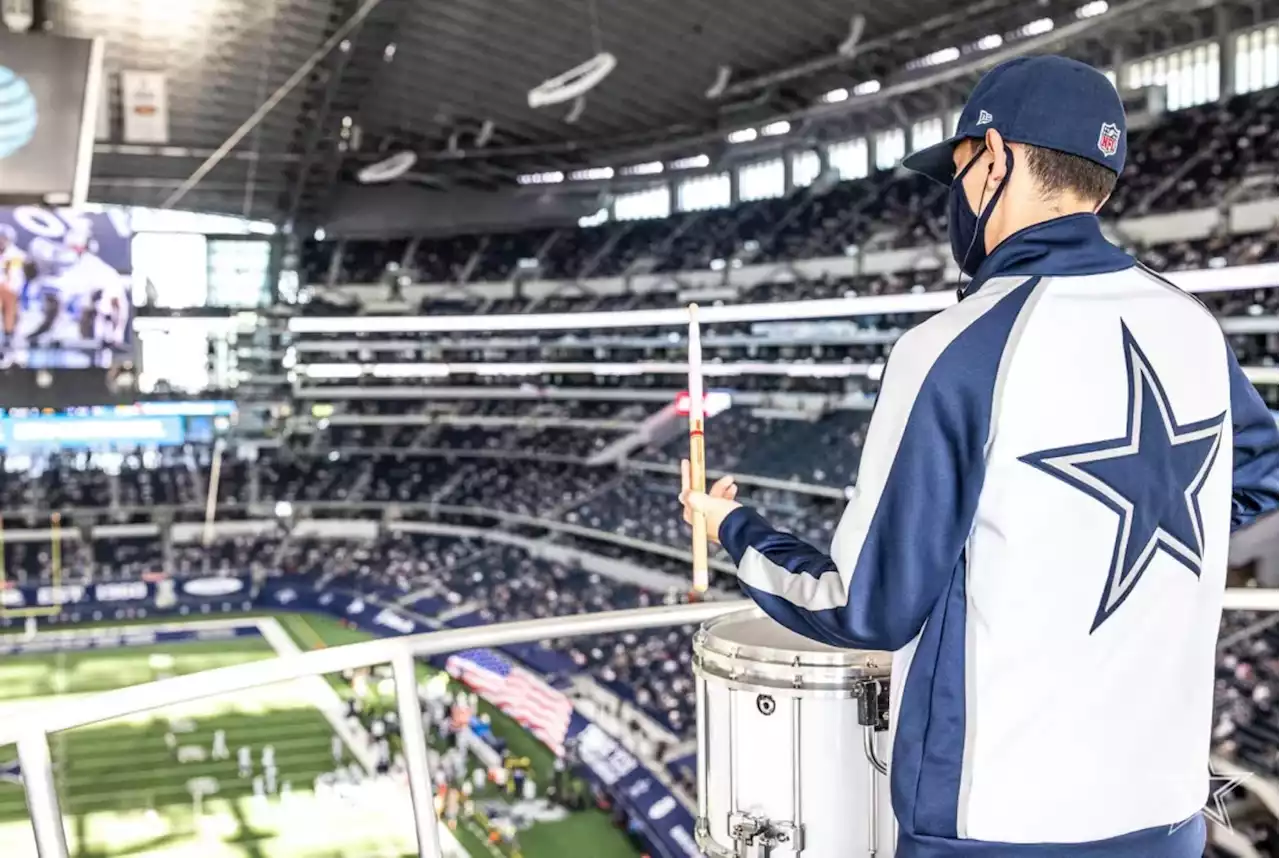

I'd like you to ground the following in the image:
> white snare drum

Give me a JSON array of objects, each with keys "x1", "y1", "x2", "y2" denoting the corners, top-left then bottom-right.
[{"x1": 694, "y1": 610, "x2": 895, "y2": 858}]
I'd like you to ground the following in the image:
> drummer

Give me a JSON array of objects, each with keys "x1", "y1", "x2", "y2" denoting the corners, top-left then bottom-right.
[{"x1": 679, "y1": 57, "x2": 1277, "y2": 858}]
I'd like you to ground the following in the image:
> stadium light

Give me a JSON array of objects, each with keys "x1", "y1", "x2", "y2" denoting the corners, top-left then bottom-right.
[
  {"x1": 297, "y1": 360, "x2": 880, "y2": 379},
  {"x1": 761, "y1": 121, "x2": 791, "y2": 137},
  {"x1": 822, "y1": 88, "x2": 849, "y2": 103},
  {"x1": 1016, "y1": 17, "x2": 1055, "y2": 37},
  {"x1": 852, "y1": 80, "x2": 881, "y2": 96},
  {"x1": 287, "y1": 263, "x2": 1279, "y2": 334},
  {"x1": 1075, "y1": 1, "x2": 1108, "y2": 18},
  {"x1": 726, "y1": 128, "x2": 757, "y2": 144},
  {"x1": 621, "y1": 161, "x2": 664, "y2": 175},
  {"x1": 973, "y1": 34, "x2": 1003, "y2": 51},
  {"x1": 517, "y1": 171, "x2": 565, "y2": 185},
  {"x1": 909, "y1": 47, "x2": 961, "y2": 70},
  {"x1": 569, "y1": 166, "x2": 614, "y2": 181},
  {"x1": 671, "y1": 154, "x2": 711, "y2": 170}
]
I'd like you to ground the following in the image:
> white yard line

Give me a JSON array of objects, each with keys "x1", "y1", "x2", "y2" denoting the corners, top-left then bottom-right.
[
  {"x1": 253, "y1": 616, "x2": 469, "y2": 858},
  {"x1": 253, "y1": 617, "x2": 378, "y2": 774},
  {"x1": 3, "y1": 614, "x2": 470, "y2": 858}
]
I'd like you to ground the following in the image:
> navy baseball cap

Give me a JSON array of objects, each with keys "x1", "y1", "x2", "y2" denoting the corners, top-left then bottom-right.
[{"x1": 902, "y1": 55, "x2": 1126, "y2": 185}]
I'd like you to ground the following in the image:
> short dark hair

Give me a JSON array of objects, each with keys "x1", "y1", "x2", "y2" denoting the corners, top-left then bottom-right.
[{"x1": 1023, "y1": 144, "x2": 1117, "y2": 205}]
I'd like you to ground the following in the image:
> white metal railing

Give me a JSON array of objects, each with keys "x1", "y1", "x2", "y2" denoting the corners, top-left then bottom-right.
[
  {"x1": 6, "y1": 592, "x2": 1279, "y2": 857},
  {"x1": 3, "y1": 600, "x2": 747, "y2": 858}
]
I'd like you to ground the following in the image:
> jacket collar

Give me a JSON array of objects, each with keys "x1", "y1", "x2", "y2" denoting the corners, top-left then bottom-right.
[{"x1": 962, "y1": 213, "x2": 1134, "y2": 298}]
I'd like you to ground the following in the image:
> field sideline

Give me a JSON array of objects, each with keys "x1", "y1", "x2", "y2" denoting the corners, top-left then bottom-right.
[{"x1": 0, "y1": 612, "x2": 638, "y2": 858}]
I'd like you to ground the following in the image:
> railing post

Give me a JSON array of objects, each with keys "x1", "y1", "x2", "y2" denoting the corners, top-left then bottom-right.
[
  {"x1": 18, "y1": 730, "x2": 69, "y2": 858},
  {"x1": 393, "y1": 647, "x2": 444, "y2": 858}
]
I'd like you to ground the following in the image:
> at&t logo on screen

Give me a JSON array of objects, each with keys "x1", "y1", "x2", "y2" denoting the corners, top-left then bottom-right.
[{"x1": 0, "y1": 66, "x2": 38, "y2": 159}]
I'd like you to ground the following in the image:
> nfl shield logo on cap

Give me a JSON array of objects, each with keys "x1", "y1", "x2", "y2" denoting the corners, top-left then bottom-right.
[{"x1": 1097, "y1": 122, "x2": 1121, "y2": 157}]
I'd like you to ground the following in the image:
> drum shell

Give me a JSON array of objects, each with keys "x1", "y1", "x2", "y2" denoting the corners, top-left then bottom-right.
[{"x1": 694, "y1": 612, "x2": 895, "y2": 858}]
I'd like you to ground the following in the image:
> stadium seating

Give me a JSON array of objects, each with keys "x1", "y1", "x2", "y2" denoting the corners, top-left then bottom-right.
[
  {"x1": 7, "y1": 446, "x2": 1274, "y2": 783},
  {"x1": 299, "y1": 90, "x2": 1278, "y2": 293},
  {"x1": 1214, "y1": 611, "x2": 1280, "y2": 777},
  {"x1": 5, "y1": 78, "x2": 1277, "y2": 857}
]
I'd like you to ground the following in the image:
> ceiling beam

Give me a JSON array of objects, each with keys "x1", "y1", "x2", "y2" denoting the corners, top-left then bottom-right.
[{"x1": 282, "y1": 0, "x2": 364, "y2": 229}]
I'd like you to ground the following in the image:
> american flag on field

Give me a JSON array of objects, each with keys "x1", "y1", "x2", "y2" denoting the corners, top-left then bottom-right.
[{"x1": 446, "y1": 648, "x2": 573, "y2": 756}]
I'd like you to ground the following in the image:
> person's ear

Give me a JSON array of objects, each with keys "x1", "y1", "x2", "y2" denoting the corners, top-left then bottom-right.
[{"x1": 983, "y1": 128, "x2": 1007, "y2": 189}]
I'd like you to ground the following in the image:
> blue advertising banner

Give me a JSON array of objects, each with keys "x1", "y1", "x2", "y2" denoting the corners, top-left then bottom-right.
[
  {"x1": 0, "y1": 574, "x2": 256, "y2": 628},
  {"x1": 0, "y1": 412, "x2": 185, "y2": 450},
  {"x1": 573, "y1": 723, "x2": 700, "y2": 858}
]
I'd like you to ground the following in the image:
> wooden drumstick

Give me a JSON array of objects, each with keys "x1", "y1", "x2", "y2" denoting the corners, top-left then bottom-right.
[{"x1": 687, "y1": 303, "x2": 709, "y2": 595}]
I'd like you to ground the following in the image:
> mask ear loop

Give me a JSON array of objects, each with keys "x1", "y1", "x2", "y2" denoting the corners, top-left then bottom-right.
[{"x1": 954, "y1": 146, "x2": 989, "y2": 301}]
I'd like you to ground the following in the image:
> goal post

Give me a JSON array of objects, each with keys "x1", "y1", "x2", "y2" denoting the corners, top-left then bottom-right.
[{"x1": 0, "y1": 513, "x2": 69, "y2": 619}]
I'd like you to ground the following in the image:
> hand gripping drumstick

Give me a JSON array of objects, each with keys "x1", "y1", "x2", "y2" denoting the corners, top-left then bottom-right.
[{"x1": 687, "y1": 303, "x2": 709, "y2": 594}]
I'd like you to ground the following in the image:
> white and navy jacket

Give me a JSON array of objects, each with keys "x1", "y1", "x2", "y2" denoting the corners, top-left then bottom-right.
[{"x1": 719, "y1": 214, "x2": 1279, "y2": 858}]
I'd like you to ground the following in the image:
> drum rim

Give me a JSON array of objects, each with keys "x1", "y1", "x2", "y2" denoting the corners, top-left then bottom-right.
[{"x1": 696, "y1": 608, "x2": 890, "y2": 671}]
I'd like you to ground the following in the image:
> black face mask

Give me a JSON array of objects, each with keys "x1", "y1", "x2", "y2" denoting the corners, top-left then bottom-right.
[{"x1": 948, "y1": 144, "x2": 1015, "y2": 289}]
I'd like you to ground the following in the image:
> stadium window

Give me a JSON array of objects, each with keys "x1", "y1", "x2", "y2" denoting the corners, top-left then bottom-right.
[
  {"x1": 137, "y1": 328, "x2": 212, "y2": 394},
  {"x1": 874, "y1": 128, "x2": 906, "y2": 169},
  {"x1": 132, "y1": 231, "x2": 208, "y2": 308},
  {"x1": 738, "y1": 158, "x2": 785, "y2": 201},
  {"x1": 791, "y1": 150, "x2": 821, "y2": 188},
  {"x1": 1268, "y1": 26, "x2": 1279, "y2": 89},
  {"x1": 1166, "y1": 50, "x2": 1186, "y2": 110},
  {"x1": 1235, "y1": 25, "x2": 1279, "y2": 94},
  {"x1": 949, "y1": 110, "x2": 963, "y2": 134},
  {"x1": 827, "y1": 138, "x2": 868, "y2": 180},
  {"x1": 123, "y1": 206, "x2": 275, "y2": 236},
  {"x1": 207, "y1": 238, "x2": 272, "y2": 308},
  {"x1": 614, "y1": 186, "x2": 671, "y2": 221},
  {"x1": 910, "y1": 117, "x2": 944, "y2": 152},
  {"x1": 677, "y1": 173, "x2": 731, "y2": 212},
  {"x1": 1124, "y1": 43, "x2": 1220, "y2": 110}
]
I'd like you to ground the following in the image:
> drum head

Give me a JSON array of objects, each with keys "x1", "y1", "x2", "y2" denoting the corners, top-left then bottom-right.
[
  {"x1": 710, "y1": 612, "x2": 852, "y2": 655},
  {"x1": 694, "y1": 609, "x2": 888, "y2": 693}
]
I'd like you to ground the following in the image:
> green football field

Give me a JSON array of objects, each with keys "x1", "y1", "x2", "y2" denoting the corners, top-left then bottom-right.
[{"x1": 0, "y1": 613, "x2": 640, "y2": 858}]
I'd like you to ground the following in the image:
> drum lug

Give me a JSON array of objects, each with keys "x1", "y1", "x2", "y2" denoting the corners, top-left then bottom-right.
[
  {"x1": 855, "y1": 678, "x2": 891, "y2": 732},
  {"x1": 728, "y1": 811, "x2": 803, "y2": 857}
]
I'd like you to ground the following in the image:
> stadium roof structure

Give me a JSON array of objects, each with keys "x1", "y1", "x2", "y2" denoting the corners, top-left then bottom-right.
[{"x1": 52, "y1": 0, "x2": 1277, "y2": 226}]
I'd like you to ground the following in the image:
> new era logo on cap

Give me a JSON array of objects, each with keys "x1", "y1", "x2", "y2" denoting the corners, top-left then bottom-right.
[
  {"x1": 1097, "y1": 122, "x2": 1121, "y2": 157},
  {"x1": 976, "y1": 110, "x2": 993, "y2": 126}
]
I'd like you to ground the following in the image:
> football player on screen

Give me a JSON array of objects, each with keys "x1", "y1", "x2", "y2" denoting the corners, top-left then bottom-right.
[
  {"x1": 22, "y1": 220, "x2": 118, "y2": 352},
  {"x1": 0, "y1": 224, "x2": 25, "y2": 346}
]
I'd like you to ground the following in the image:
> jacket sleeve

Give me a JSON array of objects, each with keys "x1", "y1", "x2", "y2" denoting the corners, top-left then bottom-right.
[
  {"x1": 719, "y1": 280, "x2": 1041, "y2": 652},
  {"x1": 1225, "y1": 344, "x2": 1279, "y2": 530}
]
